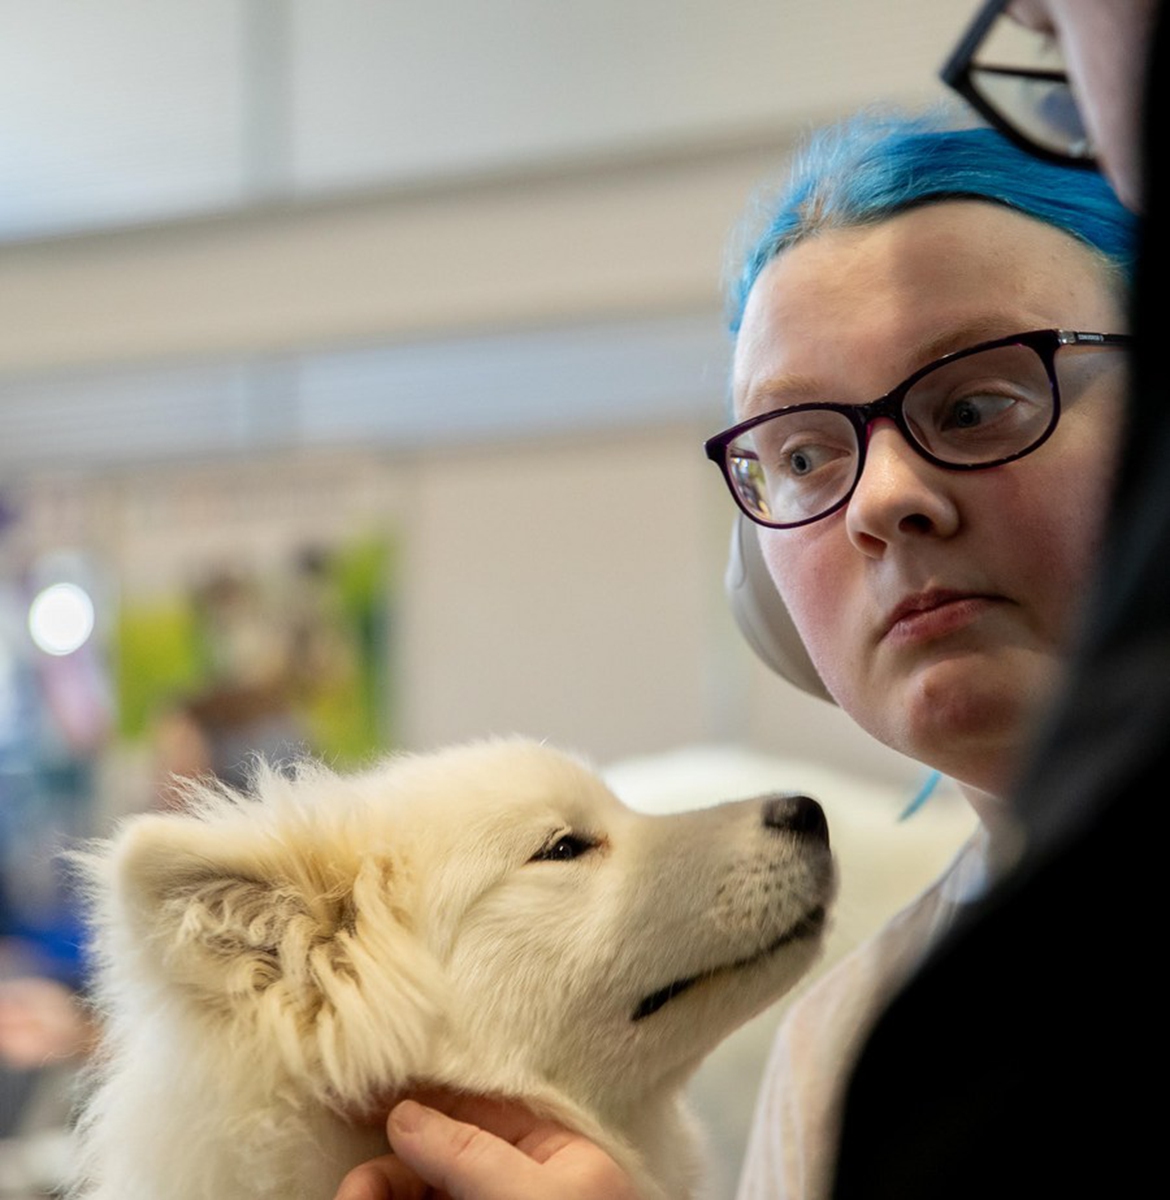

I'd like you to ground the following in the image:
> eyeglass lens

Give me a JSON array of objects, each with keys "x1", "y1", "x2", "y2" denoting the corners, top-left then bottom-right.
[
  {"x1": 725, "y1": 341, "x2": 1056, "y2": 527},
  {"x1": 968, "y1": 68, "x2": 1092, "y2": 159},
  {"x1": 964, "y1": 11, "x2": 1093, "y2": 160}
]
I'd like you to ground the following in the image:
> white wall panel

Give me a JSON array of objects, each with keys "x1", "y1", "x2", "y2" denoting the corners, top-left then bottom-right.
[
  {"x1": 289, "y1": 0, "x2": 970, "y2": 192},
  {"x1": 0, "y1": 0, "x2": 975, "y2": 241},
  {"x1": 0, "y1": 0, "x2": 247, "y2": 240}
]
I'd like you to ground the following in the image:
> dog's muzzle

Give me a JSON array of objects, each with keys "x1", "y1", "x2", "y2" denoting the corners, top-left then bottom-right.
[{"x1": 631, "y1": 794, "x2": 830, "y2": 1022}]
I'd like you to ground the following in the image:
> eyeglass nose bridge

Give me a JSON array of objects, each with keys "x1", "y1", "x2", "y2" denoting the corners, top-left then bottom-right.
[
  {"x1": 843, "y1": 381, "x2": 936, "y2": 465},
  {"x1": 816, "y1": 386, "x2": 936, "y2": 522}
]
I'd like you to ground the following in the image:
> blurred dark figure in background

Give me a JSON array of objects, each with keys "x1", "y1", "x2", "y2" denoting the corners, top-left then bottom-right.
[{"x1": 831, "y1": 2, "x2": 1164, "y2": 1196}]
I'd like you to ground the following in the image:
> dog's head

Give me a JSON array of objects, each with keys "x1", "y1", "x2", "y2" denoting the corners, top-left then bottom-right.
[{"x1": 89, "y1": 738, "x2": 833, "y2": 1124}]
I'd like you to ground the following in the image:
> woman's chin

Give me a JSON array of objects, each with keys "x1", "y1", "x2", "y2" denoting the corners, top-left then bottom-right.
[{"x1": 855, "y1": 650, "x2": 1059, "y2": 787}]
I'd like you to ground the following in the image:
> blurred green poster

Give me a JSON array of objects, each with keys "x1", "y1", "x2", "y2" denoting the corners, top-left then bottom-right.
[{"x1": 115, "y1": 535, "x2": 394, "y2": 778}]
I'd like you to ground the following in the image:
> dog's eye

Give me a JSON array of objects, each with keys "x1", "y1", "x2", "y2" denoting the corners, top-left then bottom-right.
[{"x1": 531, "y1": 833, "x2": 594, "y2": 862}]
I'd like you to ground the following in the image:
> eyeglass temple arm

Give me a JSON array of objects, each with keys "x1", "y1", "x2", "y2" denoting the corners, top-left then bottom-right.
[{"x1": 1058, "y1": 331, "x2": 1133, "y2": 348}]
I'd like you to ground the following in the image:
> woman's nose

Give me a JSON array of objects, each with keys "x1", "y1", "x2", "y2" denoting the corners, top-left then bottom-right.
[{"x1": 844, "y1": 419, "x2": 960, "y2": 556}]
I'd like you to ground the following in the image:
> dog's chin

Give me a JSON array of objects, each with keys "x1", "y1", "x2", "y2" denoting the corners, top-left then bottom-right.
[{"x1": 630, "y1": 904, "x2": 828, "y2": 1023}]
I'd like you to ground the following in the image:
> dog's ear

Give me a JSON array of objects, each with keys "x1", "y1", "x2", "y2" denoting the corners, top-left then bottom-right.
[
  {"x1": 111, "y1": 813, "x2": 346, "y2": 996},
  {"x1": 101, "y1": 804, "x2": 446, "y2": 1095}
]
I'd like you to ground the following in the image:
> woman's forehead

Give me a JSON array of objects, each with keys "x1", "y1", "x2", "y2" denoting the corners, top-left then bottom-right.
[
  {"x1": 731, "y1": 200, "x2": 1123, "y2": 415},
  {"x1": 742, "y1": 201, "x2": 1116, "y2": 331}
]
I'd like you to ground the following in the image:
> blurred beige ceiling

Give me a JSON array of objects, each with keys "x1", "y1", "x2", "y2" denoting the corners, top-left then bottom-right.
[{"x1": 0, "y1": 0, "x2": 979, "y2": 474}]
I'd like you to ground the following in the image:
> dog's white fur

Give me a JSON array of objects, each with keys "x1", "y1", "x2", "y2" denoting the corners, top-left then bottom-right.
[{"x1": 70, "y1": 737, "x2": 834, "y2": 1200}]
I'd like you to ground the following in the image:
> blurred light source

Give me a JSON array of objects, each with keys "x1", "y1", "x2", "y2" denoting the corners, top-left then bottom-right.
[{"x1": 28, "y1": 581, "x2": 96, "y2": 656}]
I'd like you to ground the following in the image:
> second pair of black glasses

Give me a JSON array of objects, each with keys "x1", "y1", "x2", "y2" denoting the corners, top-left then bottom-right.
[{"x1": 939, "y1": 0, "x2": 1096, "y2": 167}]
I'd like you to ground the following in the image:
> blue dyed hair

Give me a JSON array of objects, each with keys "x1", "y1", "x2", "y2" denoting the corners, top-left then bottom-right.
[{"x1": 727, "y1": 109, "x2": 1138, "y2": 335}]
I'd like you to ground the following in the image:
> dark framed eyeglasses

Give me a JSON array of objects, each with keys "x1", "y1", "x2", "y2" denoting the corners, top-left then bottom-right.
[
  {"x1": 705, "y1": 329, "x2": 1131, "y2": 530},
  {"x1": 940, "y1": 0, "x2": 1095, "y2": 168}
]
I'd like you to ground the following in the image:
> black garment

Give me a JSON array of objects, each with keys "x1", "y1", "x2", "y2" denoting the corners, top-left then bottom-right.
[{"x1": 830, "y1": 8, "x2": 1167, "y2": 1196}]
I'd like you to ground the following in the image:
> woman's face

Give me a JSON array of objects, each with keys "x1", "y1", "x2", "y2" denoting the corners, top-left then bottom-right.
[{"x1": 733, "y1": 200, "x2": 1128, "y2": 797}]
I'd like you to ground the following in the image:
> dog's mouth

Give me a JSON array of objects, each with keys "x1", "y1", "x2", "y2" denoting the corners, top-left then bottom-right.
[{"x1": 630, "y1": 905, "x2": 827, "y2": 1023}]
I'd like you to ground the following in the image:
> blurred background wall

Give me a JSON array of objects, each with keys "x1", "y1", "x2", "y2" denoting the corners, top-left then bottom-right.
[
  {"x1": 0, "y1": 2, "x2": 986, "y2": 1190},
  {"x1": 2, "y1": 0, "x2": 977, "y2": 793}
]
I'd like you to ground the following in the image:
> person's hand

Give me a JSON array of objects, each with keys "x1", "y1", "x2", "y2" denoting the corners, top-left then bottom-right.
[{"x1": 333, "y1": 1092, "x2": 645, "y2": 1200}]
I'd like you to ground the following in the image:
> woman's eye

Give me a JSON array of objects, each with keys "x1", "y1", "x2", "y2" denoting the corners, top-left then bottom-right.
[
  {"x1": 757, "y1": 424, "x2": 853, "y2": 481},
  {"x1": 781, "y1": 442, "x2": 837, "y2": 476},
  {"x1": 531, "y1": 834, "x2": 594, "y2": 862},
  {"x1": 938, "y1": 392, "x2": 1017, "y2": 432}
]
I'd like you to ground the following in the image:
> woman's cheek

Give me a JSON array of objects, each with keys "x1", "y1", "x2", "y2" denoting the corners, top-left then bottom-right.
[{"x1": 764, "y1": 535, "x2": 860, "y2": 701}]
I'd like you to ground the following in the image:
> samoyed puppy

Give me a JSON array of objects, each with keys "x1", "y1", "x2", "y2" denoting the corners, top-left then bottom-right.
[{"x1": 69, "y1": 737, "x2": 834, "y2": 1200}]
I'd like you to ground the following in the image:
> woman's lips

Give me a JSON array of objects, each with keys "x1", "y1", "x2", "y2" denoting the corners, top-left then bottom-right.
[{"x1": 882, "y1": 590, "x2": 999, "y2": 645}]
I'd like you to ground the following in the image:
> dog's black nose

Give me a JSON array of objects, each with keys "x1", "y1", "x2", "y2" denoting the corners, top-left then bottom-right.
[{"x1": 762, "y1": 794, "x2": 829, "y2": 844}]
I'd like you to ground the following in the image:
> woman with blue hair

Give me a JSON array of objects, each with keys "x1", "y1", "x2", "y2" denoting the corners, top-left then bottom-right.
[
  {"x1": 709, "y1": 107, "x2": 1135, "y2": 1200},
  {"x1": 333, "y1": 107, "x2": 1137, "y2": 1200}
]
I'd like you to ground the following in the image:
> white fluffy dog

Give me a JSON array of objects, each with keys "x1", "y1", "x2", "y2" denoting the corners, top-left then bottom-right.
[{"x1": 70, "y1": 738, "x2": 834, "y2": 1200}]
